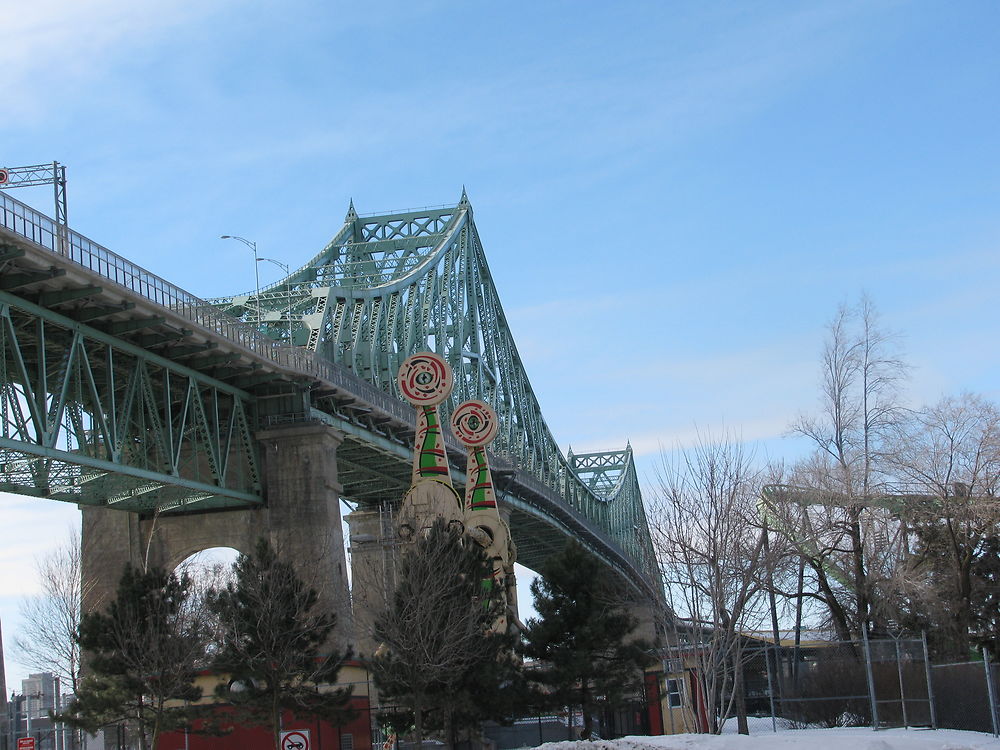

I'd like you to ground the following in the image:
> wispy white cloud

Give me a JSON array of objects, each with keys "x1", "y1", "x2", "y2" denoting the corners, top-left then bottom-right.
[
  {"x1": 0, "y1": 0, "x2": 232, "y2": 119},
  {"x1": 595, "y1": 415, "x2": 796, "y2": 459},
  {"x1": 0, "y1": 495, "x2": 79, "y2": 596}
]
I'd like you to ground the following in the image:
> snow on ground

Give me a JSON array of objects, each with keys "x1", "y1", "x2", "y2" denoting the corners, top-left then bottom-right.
[{"x1": 530, "y1": 728, "x2": 1000, "y2": 750}]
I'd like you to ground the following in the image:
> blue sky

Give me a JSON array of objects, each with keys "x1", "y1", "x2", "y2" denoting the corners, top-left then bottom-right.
[{"x1": 2, "y1": 0, "x2": 999, "y2": 686}]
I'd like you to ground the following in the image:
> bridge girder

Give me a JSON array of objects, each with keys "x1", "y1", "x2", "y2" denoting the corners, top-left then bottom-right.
[{"x1": 0, "y1": 291, "x2": 260, "y2": 512}]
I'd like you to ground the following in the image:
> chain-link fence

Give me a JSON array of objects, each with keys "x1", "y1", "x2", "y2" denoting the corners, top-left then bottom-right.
[
  {"x1": 931, "y1": 654, "x2": 1000, "y2": 734},
  {"x1": 710, "y1": 634, "x2": 1000, "y2": 737}
]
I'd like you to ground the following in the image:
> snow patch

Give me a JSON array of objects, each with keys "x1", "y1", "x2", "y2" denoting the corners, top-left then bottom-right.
[{"x1": 525, "y1": 728, "x2": 1000, "y2": 750}]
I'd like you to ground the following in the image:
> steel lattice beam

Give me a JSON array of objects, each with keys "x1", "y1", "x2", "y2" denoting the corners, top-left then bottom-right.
[{"x1": 0, "y1": 291, "x2": 261, "y2": 512}]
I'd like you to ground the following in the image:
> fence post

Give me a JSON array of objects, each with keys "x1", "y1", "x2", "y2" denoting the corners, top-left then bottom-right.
[
  {"x1": 984, "y1": 647, "x2": 999, "y2": 738},
  {"x1": 862, "y1": 625, "x2": 880, "y2": 730},
  {"x1": 765, "y1": 645, "x2": 778, "y2": 733},
  {"x1": 921, "y1": 631, "x2": 937, "y2": 729},
  {"x1": 894, "y1": 638, "x2": 908, "y2": 728}
]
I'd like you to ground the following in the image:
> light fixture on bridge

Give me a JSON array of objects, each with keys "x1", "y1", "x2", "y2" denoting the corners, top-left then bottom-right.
[
  {"x1": 220, "y1": 235, "x2": 260, "y2": 323},
  {"x1": 256, "y1": 256, "x2": 294, "y2": 345}
]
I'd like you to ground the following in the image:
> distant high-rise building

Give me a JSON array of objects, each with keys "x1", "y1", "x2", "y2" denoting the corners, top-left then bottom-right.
[
  {"x1": 22, "y1": 673, "x2": 58, "y2": 720},
  {"x1": 7, "y1": 672, "x2": 76, "y2": 750}
]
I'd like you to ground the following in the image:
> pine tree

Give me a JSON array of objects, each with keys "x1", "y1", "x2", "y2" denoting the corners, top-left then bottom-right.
[
  {"x1": 971, "y1": 535, "x2": 1000, "y2": 653},
  {"x1": 371, "y1": 519, "x2": 515, "y2": 750},
  {"x1": 521, "y1": 541, "x2": 653, "y2": 740},
  {"x1": 210, "y1": 539, "x2": 354, "y2": 749},
  {"x1": 62, "y1": 565, "x2": 205, "y2": 750}
]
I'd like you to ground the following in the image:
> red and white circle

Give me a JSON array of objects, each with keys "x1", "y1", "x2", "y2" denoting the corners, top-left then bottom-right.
[
  {"x1": 280, "y1": 730, "x2": 310, "y2": 750},
  {"x1": 0, "y1": 169, "x2": 9, "y2": 185},
  {"x1": 451, "y1": 400, "x2": 498, "y2": 447},
  {"x1": 397, "y1": 352, "x2": 453, "y2": 406}
]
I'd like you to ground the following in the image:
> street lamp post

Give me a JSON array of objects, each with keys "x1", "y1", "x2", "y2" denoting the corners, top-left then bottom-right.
[
  {"x1": 220, "y1": 235, "x2": 260, "y2": 323},
  {"x1": 257, "y1": 257, "x2": 294, "y2": 344}
]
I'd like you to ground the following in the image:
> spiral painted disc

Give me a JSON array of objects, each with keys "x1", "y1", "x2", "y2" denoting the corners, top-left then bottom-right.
[
  {"x1": 397, "y1": 352, "x2": 453, "y2": 406},
  {"x1": 451, "y1": 400, "x2": 499, "y2": 447}
]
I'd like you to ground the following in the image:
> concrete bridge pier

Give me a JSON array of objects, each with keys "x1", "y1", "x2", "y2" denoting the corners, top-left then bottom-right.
[
  {"x1": 80, "y1": 421, "x2": 354, "y2": 648},
  {"x1": 345, "y1": 504, "x2": 400, "y2": 658}
]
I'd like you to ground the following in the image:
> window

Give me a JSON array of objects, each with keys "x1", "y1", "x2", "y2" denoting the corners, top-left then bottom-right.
[
  {"x1": 341, "y1": 733, "x2": 354, "y2": 750},
  {"x1": 666, "y1": 678, "x2": 682, "y2": 708}
]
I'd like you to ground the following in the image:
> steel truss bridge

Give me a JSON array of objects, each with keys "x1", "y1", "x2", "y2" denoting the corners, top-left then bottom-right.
[{"x1": 0, "y1": 187, "x2": 660, "y2": 598}]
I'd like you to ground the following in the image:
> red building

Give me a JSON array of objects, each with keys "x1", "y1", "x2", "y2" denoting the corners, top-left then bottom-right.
[{"x1": 156, "y1": 664, "x2": 373, "y2": 750}]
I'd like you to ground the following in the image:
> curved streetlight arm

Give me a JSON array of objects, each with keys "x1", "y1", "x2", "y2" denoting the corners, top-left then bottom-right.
[
  {"x1": 256, "y1": 256, "x2": 289, "y2": 274},
  {"x1": 219, "y1": 234, "x2": 257, "y2": 252},
  {"x1": 220, "y1": 235, "x2": 261, "y2": 320}
]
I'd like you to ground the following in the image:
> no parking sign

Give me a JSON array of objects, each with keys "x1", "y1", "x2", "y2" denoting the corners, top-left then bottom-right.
[{"x1": 280, "y1": 729, "x2": 311, "y2": 750}]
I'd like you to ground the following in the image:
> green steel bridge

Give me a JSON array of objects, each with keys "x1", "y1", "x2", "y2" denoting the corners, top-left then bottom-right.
[{"x1": 0, "y1": 187, "x2": 659, "y2": 598}]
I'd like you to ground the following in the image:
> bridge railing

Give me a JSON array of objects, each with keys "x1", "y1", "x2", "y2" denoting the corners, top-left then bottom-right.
[
  {"x1": 1, "y1": 190, "x2": 302, "y2": 361},
  {"x1": 0, "y1": 192, "x2": 433, "y2": 415}
]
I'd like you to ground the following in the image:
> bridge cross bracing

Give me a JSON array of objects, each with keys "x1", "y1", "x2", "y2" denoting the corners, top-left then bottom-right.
[{"x1": 0, "y1": 186, "x2": 660, "y2": 597}]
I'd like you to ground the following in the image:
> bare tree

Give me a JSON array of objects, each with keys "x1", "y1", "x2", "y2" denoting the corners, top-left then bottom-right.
[
  {"x1": 15, "y1": 529, "x2": 93, "y2": 694},
  {"x1": 651, "y1": 433, "x2": 777, "y2": 734},
  {"x1": 787, "y1": 296, "x2": 909, "y2": 638},
  {"x1": 882, "y1": 393, "x2": 1000, "y2": 656}
]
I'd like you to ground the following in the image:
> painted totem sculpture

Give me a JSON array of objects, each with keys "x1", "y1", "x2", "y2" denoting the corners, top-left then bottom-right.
[
  {"x1": 396, "y1": 353, "x2": 519, "y2": 634},
  {"x1": 450, "y1": 399, "x2": 518, "y2": 634},
  {"x1": 395, "y1": 352, "x2": 466, "y2": 539}
]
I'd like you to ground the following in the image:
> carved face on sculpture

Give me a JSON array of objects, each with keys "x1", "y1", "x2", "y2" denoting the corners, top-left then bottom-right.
[{"x1": 397, "y1": 352, "x2": 453, "y2": 406}]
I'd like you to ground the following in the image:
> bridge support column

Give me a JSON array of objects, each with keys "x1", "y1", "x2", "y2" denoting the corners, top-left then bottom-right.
[
  {"x1": 256, "y1": 422, "x2": 354, "y2": 647},
  {"x1": 81, "y1": 422, "x2": 354, "y2": 650},
  {"x1": 345, "y1": 504, "x2": 398, "y2": 658}
]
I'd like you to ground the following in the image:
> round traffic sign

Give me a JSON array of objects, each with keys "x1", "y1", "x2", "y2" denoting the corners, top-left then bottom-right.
[
  {"x1": 281, "y1": 730, "x2": 310, "y2": 750},
  {"x1": 0, "y1": 169, "x2": 9, "y2": 185}
]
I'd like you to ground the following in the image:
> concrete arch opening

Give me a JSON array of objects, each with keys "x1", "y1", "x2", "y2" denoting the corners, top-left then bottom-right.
[{"x1": 176, "y1": 545, "x2": 240, "y2": 590}]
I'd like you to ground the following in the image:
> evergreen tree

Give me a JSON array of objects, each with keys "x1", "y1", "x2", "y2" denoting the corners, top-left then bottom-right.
[
  {"x1": 971, "y1": 535, "x2": 1000, "y2": 653},
  {"x1": 62, "y1": 565, "x2": 205, "y2": 750},
  {"x1": 371, "y1": 519, "x2": 515, "y2": 750},
  {"x1": 210, "y1": 539, "x2": 353, "y2": 749},
  {"x1": 521, "y1": 541, "x2": 654, "y2": 740}
]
